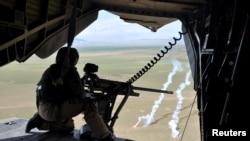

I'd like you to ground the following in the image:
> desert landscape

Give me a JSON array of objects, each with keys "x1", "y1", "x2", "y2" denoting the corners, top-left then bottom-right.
[{"x1": 0, "y1": 44, "x2": 200, "y2": 141}]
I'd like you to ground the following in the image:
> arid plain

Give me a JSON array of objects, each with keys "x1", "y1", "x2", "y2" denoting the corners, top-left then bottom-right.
[{"x1": 0, "y1": 44, "x2": 200, "y2": 141}]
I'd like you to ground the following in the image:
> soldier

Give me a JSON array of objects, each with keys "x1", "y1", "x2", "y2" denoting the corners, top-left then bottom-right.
[{"x1": 25, "y1": 47, "x2": 114, "y2": 141}]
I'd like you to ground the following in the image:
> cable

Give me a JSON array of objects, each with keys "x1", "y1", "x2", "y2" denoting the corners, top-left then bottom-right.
[
  {"x1": 180, "y1": 93, "x2": 197, "y2": 141},
  {"x1": 126, "y1": 31, "x2": 187, "y2": 84}
]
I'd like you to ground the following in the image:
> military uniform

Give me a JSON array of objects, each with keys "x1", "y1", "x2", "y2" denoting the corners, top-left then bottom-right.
[{"x1": 26, "y1": 47, "x2": 112, "y2": 140}]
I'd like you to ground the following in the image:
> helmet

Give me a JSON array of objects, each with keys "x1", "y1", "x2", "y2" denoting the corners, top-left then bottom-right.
[{"x1": 56, "y1": 47, "x2": 79, "y2": 66}]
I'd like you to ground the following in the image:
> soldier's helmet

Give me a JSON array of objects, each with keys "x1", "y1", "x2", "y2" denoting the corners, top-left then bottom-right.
[{"x1": 56, "y1": 47, "x2": 79, "y2": 66}]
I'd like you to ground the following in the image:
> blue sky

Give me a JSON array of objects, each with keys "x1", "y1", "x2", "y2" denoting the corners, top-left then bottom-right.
[{"x1": 74, "y1": 10, "x2": 183, "y2": 47}]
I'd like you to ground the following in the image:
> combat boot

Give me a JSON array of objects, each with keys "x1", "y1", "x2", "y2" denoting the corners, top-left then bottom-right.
[{"x1": 25, "y1": 112, "x2": 43, "y2": 133}]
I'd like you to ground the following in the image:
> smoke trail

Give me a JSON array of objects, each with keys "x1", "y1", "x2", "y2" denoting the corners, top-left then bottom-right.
[
  {"x1": 168, "y1": 70, "x2": 191, "y2": 138},
  {"x1": 133, "y1": 59, "x2": 183, "y2": 128}
]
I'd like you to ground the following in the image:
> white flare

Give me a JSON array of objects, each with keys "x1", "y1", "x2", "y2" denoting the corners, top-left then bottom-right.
[
  {"x1": 134, "y1": 59, "x2": 183, "y2": 128},
  {"x1": 168, "y1": 70, "x2": 191, "y2": 138}
]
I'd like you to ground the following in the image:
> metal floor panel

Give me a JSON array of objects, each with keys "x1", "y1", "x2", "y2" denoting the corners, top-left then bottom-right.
[{"x1": 0, "y1": 118, "x2": 133, "y2": 141}]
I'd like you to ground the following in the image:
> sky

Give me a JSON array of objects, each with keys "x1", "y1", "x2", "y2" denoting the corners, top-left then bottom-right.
[{"x1": 73, "y1": 10, "x2": 184, "y2": 47}]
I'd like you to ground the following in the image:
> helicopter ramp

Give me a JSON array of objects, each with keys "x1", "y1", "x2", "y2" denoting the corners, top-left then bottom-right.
[{"x1": 0, "y1": 117, "x2": 133, "y2": 141}]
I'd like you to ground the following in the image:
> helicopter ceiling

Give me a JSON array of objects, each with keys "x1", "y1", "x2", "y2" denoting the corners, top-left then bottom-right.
[
  {"x1": 91, "y1": 0, "x2": 204, "y2": 31},
  {"x1": 0, "y1": 0, "x2": 205, "y2": 67}
]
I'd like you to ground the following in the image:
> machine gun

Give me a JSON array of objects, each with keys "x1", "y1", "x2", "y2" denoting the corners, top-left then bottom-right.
[
  {"x1": 79, "y1": 63, "x2": 173, "y2": 139},
  {"x1": 81, "y1": 63, "x2": 173, "y2": 95},
  {"x1": 98, "y1": 78, "x2": 173, "y2": 95}
]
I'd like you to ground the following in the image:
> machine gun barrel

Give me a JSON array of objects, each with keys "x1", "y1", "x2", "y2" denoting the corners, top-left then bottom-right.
[
  {"x1": 132, "y1": 86, "x2": 173, "y2": 94},
  {"x1": 99, "y1": 79, "x2": 173, "y2": 94}
]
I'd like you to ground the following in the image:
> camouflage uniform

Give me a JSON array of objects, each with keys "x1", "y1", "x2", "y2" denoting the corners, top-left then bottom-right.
[{"x1": 33, "y1": 47, "x2": 110, "y2": 139}]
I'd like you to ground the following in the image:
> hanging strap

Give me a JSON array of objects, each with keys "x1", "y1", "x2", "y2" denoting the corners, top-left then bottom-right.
[
  {"x1": 55, "y1": 0, "x2": 78, "y2": 121},
  {"x1": 67, "y1": 0, "x2": 77, "y2": 50},
  {"x1": 63, "y1": 0, "x2": 77, "y2": 68}
]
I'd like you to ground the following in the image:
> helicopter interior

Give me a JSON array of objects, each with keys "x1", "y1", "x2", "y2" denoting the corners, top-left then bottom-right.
[{"x1": 0, "y1": 0, "x2": 249, "y2": 141}]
